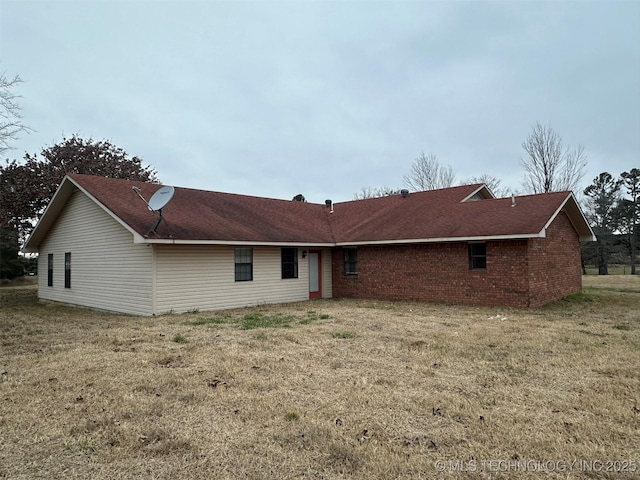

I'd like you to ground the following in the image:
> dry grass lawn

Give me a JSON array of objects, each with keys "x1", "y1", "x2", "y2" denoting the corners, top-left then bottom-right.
[{"x1": 1, "y1": 277, "x2": 639, "y2": 479}]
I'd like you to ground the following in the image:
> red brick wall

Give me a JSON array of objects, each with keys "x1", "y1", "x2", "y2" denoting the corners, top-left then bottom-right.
[
  {"x1": 332, "y1": 240, "x2": 531, "y2": 307},
  {"x1": 527, "y1": 211, "x2": 582, "y2": 307},
  {"x1": 331, "y1": 211, "x2": 582, "y2": 308}
]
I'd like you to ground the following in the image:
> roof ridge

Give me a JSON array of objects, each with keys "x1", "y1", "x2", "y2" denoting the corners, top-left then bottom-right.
[
  {"x1": 70, "y1": 173, "x2": 330, "y2": 206},
  {"x1": 335, "y1": 183, "x2": 485, "y2": 206}
]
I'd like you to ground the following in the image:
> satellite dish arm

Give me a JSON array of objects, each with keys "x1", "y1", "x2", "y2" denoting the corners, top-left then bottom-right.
[{"x1": 132, "y1": 186, "x2": 153, "y2": 211}]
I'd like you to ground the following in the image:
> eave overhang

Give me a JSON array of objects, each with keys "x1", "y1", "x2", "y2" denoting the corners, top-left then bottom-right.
[
  {"x1": 334, "y1": 232, "x2": 545, "y2": 247},
  {"x1": 136, "y1": 238, "x2": 336, "y2": 247}
]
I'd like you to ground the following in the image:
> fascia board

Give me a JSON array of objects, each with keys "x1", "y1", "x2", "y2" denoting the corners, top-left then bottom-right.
[
  {"x1": 460, "y1": 184, "x2": 495, "y2": 202},
  {"x1": 136, "y1": 238, "x2": 336, "y2": 247},
  {"x1": 570, "y1": 193, "x2": 597, "y2": 241},
  {"x1": 335, "y1": 232, "x2": 543, "y2": 247},
  {"x1": 542, "y1": 192, "x2": 596, "y2": 242},
  {"x1": 140, "y1": 234, "x2": 545, "y2": 247},
  {"x1": 542, "y1": 194, "x2": 571, "y2": 232},
  {"x1": 23, "y1": 178, "x2": 75, "y2": 252}
]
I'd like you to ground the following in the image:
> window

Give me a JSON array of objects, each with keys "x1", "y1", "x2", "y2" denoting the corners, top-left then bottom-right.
[
  {"x1": 344, "y1": 248, "x2": 358, "y2": 275},
  {"x1": 234, "y1": 247, "x2": 253, "y2": 281},
  {"x1": 469, "y1": 243, "x2": 487, "y2": 270},
  {"x1": 64, "y1": 252, "x2": 71, "y2": 288},
  {"x1": 47, "y1": 254, "x2": 53, "y2": 287},
  {"x1": 281, "y1": 248, "x2": 298, "y2": 279}
]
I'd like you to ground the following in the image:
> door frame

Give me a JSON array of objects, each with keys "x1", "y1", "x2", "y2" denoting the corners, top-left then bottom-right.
[{"x1": 308, "y1": 249, "x2": 322, "y2": 299}]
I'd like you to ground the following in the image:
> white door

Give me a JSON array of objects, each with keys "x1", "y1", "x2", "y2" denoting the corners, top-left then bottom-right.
[{"x1": 308, "y1": 251, "x2": 321, "y2": 298}]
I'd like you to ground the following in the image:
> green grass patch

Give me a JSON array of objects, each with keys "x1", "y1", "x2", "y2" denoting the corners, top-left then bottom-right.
[
  {"x1": 563, "y1": 292, "x2": 594, "y2": 302},
  {"x1": 613, "y1": 323, "x2": 631, "y2": 331},
  {"x1": 299, "y1": 311, "x2": 331, "y2": 325},
  {"x1": 284, "y1": 412, "x2": 299, "y2": 421},
  {"x1": 172, "y1": 334, "x2": 188, "y2": 343},
  {"x1": 188, "y1": 311, "x2": 330, "y2": 330},
  {"x1": 504, "y1": 364, "x2": 527, "y2": 376},
  {"x1": 240, "y1": 312, "x2": 294, "y2": 330},
  {"x1": 186, "y1": 316, "x2": 233, "y2": 326},
  {"x1": 331, "y1": 331, "x2": 356, "y2": 339}
]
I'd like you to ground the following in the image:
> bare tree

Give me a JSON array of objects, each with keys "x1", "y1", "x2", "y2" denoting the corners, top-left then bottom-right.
[
  {"x1": 0, "y1": 72, "x2": 30, "y2": 155},
  {"x1": 353, "y1": 186, "x2": 401, "y2": 200},
  {"x1": 403, "y1": 152, "x2": 455, "y2": 191},
  {"x1": 461, "y1": 174, "x2": 509, "y2": 198},
  {"x1": 521, "y1": 122, "x2": 587, "y2": 194}
]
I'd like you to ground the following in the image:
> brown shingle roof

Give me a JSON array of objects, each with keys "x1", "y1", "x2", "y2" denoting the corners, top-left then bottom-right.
[
  {"x1": 69, "y1": 174, "x2": 335, "y2": 243},
  {"x1": 329, "y1": 186, "x2": 575, "y2": 243},
  {"x1": 24, "y1": 174, "x2": 594, "y2": 251}
]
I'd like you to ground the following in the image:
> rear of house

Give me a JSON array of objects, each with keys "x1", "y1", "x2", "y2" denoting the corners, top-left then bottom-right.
[{"x1": 25, "y1": 174, "x2": 594, "y2": 315}]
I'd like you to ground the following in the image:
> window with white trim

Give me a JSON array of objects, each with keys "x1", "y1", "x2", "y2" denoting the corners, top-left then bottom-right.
[
  {"x1": 234, "y1": 247, "x2": 253, "y2": 281},
  {"x1": 47, "y1": 254, "x2": 53, "y2": 287},
  {"x1": 344, "y1": 248, "x2": 358, "y2": 275},
  {"x1": 281, "y1": 248, "x2": 298, "y2": 279},
  {"x1": 64, "y1": 252, "x2": 71, "y2": 288}
]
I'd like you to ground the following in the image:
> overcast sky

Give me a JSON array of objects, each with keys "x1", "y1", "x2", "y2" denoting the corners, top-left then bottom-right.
[{"x1": 1, "y1": 0, "x2": 638, "y2": 203}]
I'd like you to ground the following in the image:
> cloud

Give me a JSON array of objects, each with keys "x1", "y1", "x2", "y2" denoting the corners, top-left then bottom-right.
[{"x1": 1, "y1": 0, "x2": 638, "y2": 202}]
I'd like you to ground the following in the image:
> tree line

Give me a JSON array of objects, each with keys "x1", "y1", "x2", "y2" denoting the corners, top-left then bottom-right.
[{"x1": 582, "y1": 170, "x2": 639, "y2": 275}]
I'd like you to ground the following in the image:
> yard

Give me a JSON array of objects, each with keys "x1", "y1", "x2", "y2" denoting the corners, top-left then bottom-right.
[{"x1": 1, "y1": 276, "x2": 639, "y2": 479}]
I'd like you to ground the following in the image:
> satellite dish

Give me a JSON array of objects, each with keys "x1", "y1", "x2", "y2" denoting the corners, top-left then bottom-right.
[
  {"x1": 148, "y1": 185, "x2": 175, "y2": 211},
  {"x1": 131, "y1": 184, "x2": 175, "y2": 237}
]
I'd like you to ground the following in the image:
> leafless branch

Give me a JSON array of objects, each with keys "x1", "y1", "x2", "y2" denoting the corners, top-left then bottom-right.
[
  {"x1": 521, "y1": 122, "x2": 587, "y2": 193},
  {"x1": 403, "y1": 152, "x2": 455, "y2": 191},
  {"x1": 0, "y1": 72, "x2": 30, "y2": 154}
]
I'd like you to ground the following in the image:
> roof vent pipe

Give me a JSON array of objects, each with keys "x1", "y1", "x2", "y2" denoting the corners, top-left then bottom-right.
[
  {"x1": 325, "y1": 199, "x2": 334, "y2": 213},
  {"x1": 401, "y1": 189, "x2": 409, "y2": 198},
  {"x1": 511, "y1": 194, "x2": 516, "y2": 207}
]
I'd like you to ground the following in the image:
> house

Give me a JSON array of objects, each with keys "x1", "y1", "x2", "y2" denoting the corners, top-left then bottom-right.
[{"x1": 23, "y1": 174, "x2": 595, "y2": 315}]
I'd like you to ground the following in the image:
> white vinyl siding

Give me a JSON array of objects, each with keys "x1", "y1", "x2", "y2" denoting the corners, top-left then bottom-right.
[
  {"x1": 37, "y1": 189, "x2": 153, "y2": 315},
  {"x1": 154, "y1": 245, "x2": 311, "y2": 314},
  {"x1": 34, "y1": 188, "x2": 334, "y2": 315}
]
